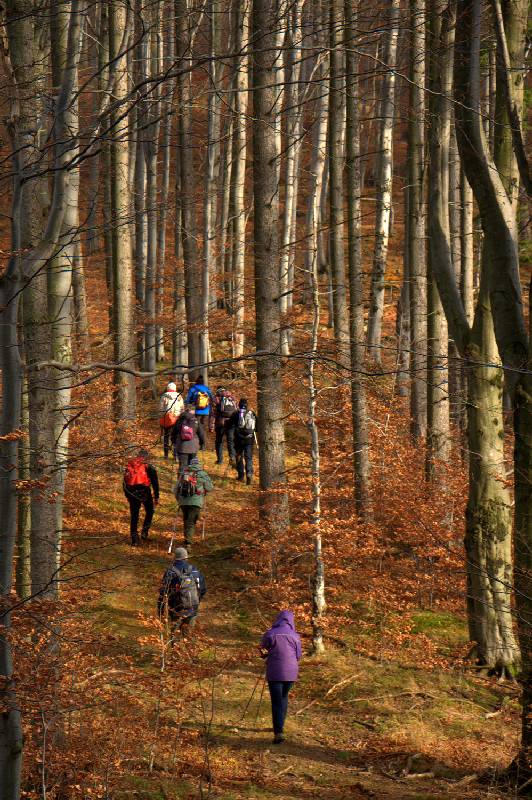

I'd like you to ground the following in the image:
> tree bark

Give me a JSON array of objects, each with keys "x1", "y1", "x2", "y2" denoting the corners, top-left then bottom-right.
[
  {"x1": 366, "y1": 0, "x2": 400, "y2": 365},
  {"x1": 110, "y1": 0, "x2": 137, "y2": 418},
  {"x1": 251, "y1": 0, "x2": 289, "y2": 542},
  {"x1": 345, "y1": 0, "x2": 371, "y2": 520},
  {"x1": 328, "y1": 0, "x2": 350, "y2": 367}
]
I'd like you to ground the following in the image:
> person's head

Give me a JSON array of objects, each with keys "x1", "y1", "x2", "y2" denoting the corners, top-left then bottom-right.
[
  {"x1": 172, "y1": 545, "x2": 188, "y2": 561},
  {"x1": 239, "y1": 398, "x2": 248, "y2": 410},
  {"x1": 195, "y1": 374, "x2": 204, "y2": 385},
  {"x1": 138, "y1": 448, "x2": 150, "y2": 462},
  {"x1": 189, "y1": 456, "x2": 201, "y2": 468},
  {"x1": 166, "y1": 381, "x2": 177, "y2": 392},
  {"x1": 273, "y1": 609, "x2": 295, "y2": 629},
  {"x1": 216, "y1": 385, "x2": 225, "y2": 394}
]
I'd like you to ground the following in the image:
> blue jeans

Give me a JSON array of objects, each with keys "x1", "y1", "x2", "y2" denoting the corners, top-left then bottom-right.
[{"x1": 268, "y1": 681, "x2": 293, "y2": 734}]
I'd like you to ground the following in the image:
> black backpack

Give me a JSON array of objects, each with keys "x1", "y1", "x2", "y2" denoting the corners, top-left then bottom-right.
[
  {"x1": 165, "y1": 565, "x2": 200, "y2": 612},
  {"x1": 219, "y1": 392, "x2": 237, "y2": 418},
  {"x1": 176, "y1": 469, "x2": 198, "y2": 498}
]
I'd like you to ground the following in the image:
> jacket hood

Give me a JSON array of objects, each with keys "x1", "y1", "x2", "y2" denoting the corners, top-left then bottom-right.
[
  {"x1": 166, "y1": 382, "x2": 177, "y2": 392},
  {"x1": 272, "y1": 610, "x2": 295, "y2": 630}
]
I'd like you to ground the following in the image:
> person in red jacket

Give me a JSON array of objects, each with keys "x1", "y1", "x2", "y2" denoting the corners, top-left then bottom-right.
[{"x1": 123, "y1": 449, "x2": 160, "y2": 546}]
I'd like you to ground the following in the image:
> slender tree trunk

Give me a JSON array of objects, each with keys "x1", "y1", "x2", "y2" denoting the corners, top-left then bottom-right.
[
  {"x1": 110, "y1": 0, "x2": 137, "y2": 417},
  {"x1": 345, "y1": 0, "x2": 371, "y2": 520},
  {"x1": 280, "y1": 0, "x2": 303, "y2": 355},
  {"x1": 426, "y1": 0, "x2": 452, "y2": 477},
  {"x1": 176, "y1": 0, "x2": 201, "y2": 369},
  {"x1": 229, "y1": 0, "x2": 250, "y2": 359},
  {"x1": 251, "y1": 0, "x2": 289, "y2": 545},
  {"x1": 408, "y1": 0, "x2": 427, "y2": 440},
  {"x1": 328, "y1": 0, "x2": 350, "y2": 367},
  {"x1": 366, "y1": 0, "x2": 400, "y2": 365}
]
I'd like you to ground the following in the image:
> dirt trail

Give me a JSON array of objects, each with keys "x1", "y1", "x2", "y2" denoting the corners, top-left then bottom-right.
[{"x1": 79, "y1": 434, "x2": 514, "y2": 800}]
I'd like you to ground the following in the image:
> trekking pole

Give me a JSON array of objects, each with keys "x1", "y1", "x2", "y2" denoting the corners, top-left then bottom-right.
[
  {"x1": 168, "y1": 515, "x2": 177, "y2": 554},
  {"x1": 254, "y1": 674, "x2": 267, "y2": 725},
  {"x1": 239, "y1": 671, "x2": 263, "y2": 722}
]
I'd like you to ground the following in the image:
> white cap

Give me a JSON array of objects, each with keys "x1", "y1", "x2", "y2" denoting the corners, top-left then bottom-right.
[{"x1": 166, "y1": 382, "x2": 177, "y2": 392}]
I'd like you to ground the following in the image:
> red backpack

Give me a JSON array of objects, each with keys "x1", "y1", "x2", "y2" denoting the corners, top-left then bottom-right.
[
  {"x1": 180, "y1": 421, "x2": 195, "y2": 442},
  {"x1": 124, "y1": 457, "x2": 150, "y2": 487}
]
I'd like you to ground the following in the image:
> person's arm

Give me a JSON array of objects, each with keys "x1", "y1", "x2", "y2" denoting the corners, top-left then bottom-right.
[
  {"x1": 201, "y1": 471, "x2": 214, "y2": 493},
  {"x1": 196, "y1": 569, "x2": 206, "y2": 599},
  {"x1": 295, "y1": 635, "x2": 302, "y2": 661},
  {"x1": 186, "y1": 387, "x2": 196, "y2": 404},
  {"x1": 148, "y1": 465, "x2": 160, "y2": 500},
  {"x1": 170, "y1": 420, "x2": 180, "y2": 444}
]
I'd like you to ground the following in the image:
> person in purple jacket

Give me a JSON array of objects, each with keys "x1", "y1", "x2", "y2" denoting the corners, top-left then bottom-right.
[{"x1": 259, "y1": 610, "x2": 302, "y2": 744}]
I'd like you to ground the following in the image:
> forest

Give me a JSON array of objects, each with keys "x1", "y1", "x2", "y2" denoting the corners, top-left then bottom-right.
[{"x1": 0, "y1": 0, "x2": 530, "y2": 797}]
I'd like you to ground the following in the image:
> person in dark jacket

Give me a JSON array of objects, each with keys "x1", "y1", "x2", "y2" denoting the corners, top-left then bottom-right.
[
  {"x1": 171, "y1": 408, "x2": 205, "y2": 468},
  {"x1": 173, "y1": 456, "x2": 214, "y2": 548},
  {"x1": 157, "y1": 546, "x2": 206, "y2": 635},
  {"x1": 212, "y1": 386, "x2": 237, "y2": 465},
  {"x1": 228, "y1": 398, "x2": 257, "y2": 484},
  {"x1": 123, "y1": 449, "x2": 160, "y2": 546},
  {"x1": 185, "y1": 374, "x2": 213, "y2": 430},
  {"x1": 259, "y1": 610, "x2": 302, "y2": 744}
]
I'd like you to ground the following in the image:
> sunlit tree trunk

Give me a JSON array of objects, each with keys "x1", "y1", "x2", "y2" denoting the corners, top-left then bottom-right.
[
  {"x1": 328, "y1": 0, "x2": 350, "y2": 367},
  {"x1": 251, "y1": 0, "x2": 289, "y2": 547},
  {"x1": 176, "y1": 0, "x2": 201, "y2": 368},
  {"x1": 110, "y1": 0, "x2": 136, "y2": 417},
  {"x1": 229, "y1": 0, "x2": 250, "y2": 359},
  {"x1": 367, "y1": 0, "x2": 400, "y2": 365},
  {"x1": 426, "y1": 0, "x2": 452, "y2": 477},
  {"x1": 345, "y1": 0, "x2": 371, "y2": 520}
]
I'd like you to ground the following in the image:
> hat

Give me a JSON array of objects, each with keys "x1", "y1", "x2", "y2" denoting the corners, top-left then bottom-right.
[
  {"x1": 138, "y1": 448, "x2": 150, "y2": 460},
  {"x1": 173, "y1": 546, "x2": 188, "y2": 560},
  {"x1": 167, "y1": 382, "x2": 177, "y2": 392}
]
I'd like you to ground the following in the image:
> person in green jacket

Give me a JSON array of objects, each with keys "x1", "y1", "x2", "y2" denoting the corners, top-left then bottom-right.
[{"x1": 173, "y1": 456, "x2": 214, "y2": 548}]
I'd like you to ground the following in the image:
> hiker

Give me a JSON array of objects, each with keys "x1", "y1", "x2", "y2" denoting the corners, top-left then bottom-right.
[
  {"x1": 157, "y1": 546, "x2": 206, "y2": 635},
  {"x1": 159, "y1": 382, "x2": 184, "y2": 459},
  {"x1": 212, "y1": 385, "x2": 238, "y2": 465},
  {"x1": 185, "y1": 374, "x2": 213, "y2": 429},
  {"x1": 171, "y1": 408, "x2": 205, "y2": 468},
  {"x1": 123, "y1": 449, "x2": 159, "y2": 546},
  {"x1": 229, "y1": 398, "x2": 257, "y2": 485},
  {"x1": 173, "y1": 455, "x2": 213, "y2": 548},
  {"x1": 259, "y1": 610, "x2": 302, "y2": 744}
]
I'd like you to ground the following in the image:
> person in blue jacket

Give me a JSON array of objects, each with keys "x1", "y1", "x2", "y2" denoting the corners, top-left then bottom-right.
[{"x1": 185, "y1": 374, "x2": 213, "y2": 430}]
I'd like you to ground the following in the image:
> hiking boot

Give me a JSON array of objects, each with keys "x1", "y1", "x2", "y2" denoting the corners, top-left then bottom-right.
[
  {"x1": 131, "y1": 536, "x2": 140, "y2": 547},
  {"x1": 246, "y1": 476, "x2": 252, "y2": 486},
  {"x1": 141, "y1": 531, "x2": 149, "y2": 540},
  {"x1": 273, "y1": 733, "x2": 285, "y2": 744},
  {"x1": 237, "y1": 475, "x2": 244, "y2": 482},
  {"x1": 229, "y1": 458, "x2": 236, "y2": 469}
]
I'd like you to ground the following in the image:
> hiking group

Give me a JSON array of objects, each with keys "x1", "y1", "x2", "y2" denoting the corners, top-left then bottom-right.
[{"x1": 122, "y1": 375, "x2": 300, "y2": 744}]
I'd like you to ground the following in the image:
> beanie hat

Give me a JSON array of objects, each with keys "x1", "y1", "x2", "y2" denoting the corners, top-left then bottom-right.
[
  {"x1": 239, "y1": 398, "x2": 248, "y2": 409},
  {"x1": 173, "y1": 546, "x2": 188, "y2": 560},
  {"x1": 167, "y1": 382, "x2": 177, "y2": 392}
]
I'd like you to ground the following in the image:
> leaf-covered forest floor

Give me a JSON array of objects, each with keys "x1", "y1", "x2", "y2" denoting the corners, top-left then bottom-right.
[{"x1": 46, "y1": 417, "x2": 521, "y2": 800}]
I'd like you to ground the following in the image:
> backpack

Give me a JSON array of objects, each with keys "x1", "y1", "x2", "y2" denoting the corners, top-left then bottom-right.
[
  {"x1": 195, "y1": 390, "x2": 210, "y2": 410},
  {"x1": 179, "y1": 420, "x2": 195, "y2": 442},
  {"x1": 160, "y1": 392, "x2": 182, "y2": 428},
  {"x1": 176, "y1": 469, "x2": 199, "y2": 498},
  {"x1": 237, "y1": 409, "x2": 256, "y2": 438},
  {"x1": 165, "y1": 564, "x2": 200, "y2": 612},
  {"x1": 219, "y1": 393, "x2": 237, "y2": 418},
  {"x1": 124, "y1": 457, "x2": 150, "y2": 487}
]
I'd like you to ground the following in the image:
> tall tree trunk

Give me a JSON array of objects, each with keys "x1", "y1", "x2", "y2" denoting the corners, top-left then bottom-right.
[
  {"x1": 251, "y1": 0, "x2": 289, "y2": 545},
  {"x1": 408, "y1": 0, "x2": 427, "y2": 440},
  {"x1": 345, "y1": 0, "x2": 371, "y2": 520},
  {"x1": 328, "y1": 0, "x2": 350, "y2": 367},
  {"x1": 366, "y1": 0, "x2": 400, "y2": 365},
  {"x1": 426, "y1": 0, "x2": 452, "y2": 477},
  {"x1": 176, "y1": 0, "x2": 201, "y2": 369},
  {"x1": 229, "y1": 0, "x2": 250, "y2": 359},
  {"x1": 279, "y1": 0, "x2": 303, "y2": 355},
  {"x1": 110, "y1": 0, "x2": 137, "y2": 417}
]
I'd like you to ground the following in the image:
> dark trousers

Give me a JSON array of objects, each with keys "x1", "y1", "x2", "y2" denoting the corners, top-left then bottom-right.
[
  {"x1": 236, "y1": 440, "x2": 254, "y2": 479},
  {"x1": 169, "y1": 609, "x2": 198, "y2": 635},
  {"x1": 215, "y1": 425, "x2": 235, "y2": 464},
  {"x1": 176, "y1": 451, "x2": 196, "y2": 469},
  {"x1": 180, "y1": 505, "x2": 201, "y2": 545},
  {"x1": 126, "y1": 492, "x2": 154, "y2": 542},
  {"x1": 162, "y1": 426, "x2": 174, "y2": 459},
  {"x1": 197, "y1": 414, "x2": 209, "y2": 429},
  {"x1": 268, "y1": 681, "x2": 293, "y2": 734}
]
